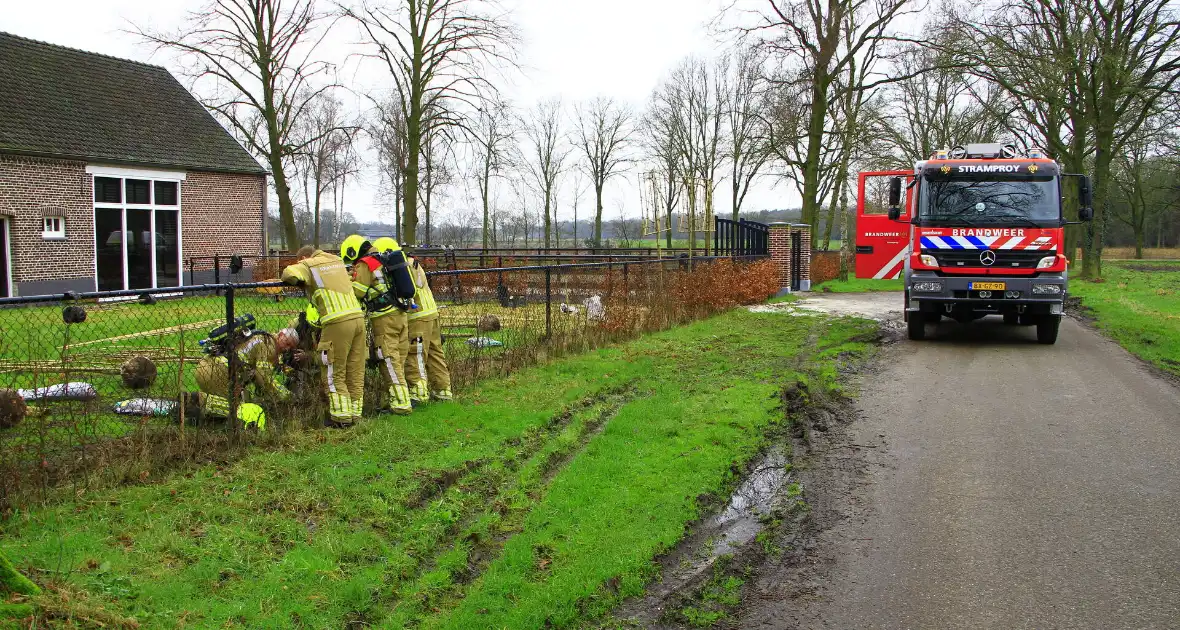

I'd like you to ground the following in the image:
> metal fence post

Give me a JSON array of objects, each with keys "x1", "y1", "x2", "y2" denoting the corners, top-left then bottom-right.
[
  {"x1": 214, "y1": 254, "x2": 220, "y2": 285},
  {"x1": 545, "y1": 267, "x2": 552, "y2": 340},
  {"x1": 225, "y1": 284, "x2": 238, "y2": 433}
]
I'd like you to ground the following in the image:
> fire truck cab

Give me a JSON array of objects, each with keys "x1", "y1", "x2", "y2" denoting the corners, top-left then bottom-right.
[{"x1": 856, "y1": 143, "x2": 1093, "y2": 344}]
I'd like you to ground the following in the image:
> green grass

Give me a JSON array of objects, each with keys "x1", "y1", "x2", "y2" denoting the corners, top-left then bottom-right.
[
  {"x1": 813, "y1": 277, "x2": 904, "y2": 293},
  {"x1": 1, "y1": 309, "x2": 876, "y2": 629},
  {"x1": 1069, "y1": 261, "x2": 1180, "y2": 376}
]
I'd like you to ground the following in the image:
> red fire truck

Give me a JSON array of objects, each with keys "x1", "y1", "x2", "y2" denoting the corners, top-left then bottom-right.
[{"x1": 855, "y1": 143, "x2": 1093, "y2": 344}]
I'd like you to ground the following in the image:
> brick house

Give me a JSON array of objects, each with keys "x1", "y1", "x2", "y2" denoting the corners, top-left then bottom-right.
[{"x1": 0, "y1": 32, "x2": 267, "y2": 297}]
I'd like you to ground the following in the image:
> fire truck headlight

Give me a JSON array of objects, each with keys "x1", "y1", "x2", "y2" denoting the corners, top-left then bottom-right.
[
  {"x1": 913, "y1": 281, "x2": 943, "y2": 293},
  {"x1": 920, "y1": 254, "x2": 938, "y2": 267},
  {"x1": 1032, "y1": 284, "x2": 1063, "y2": 295},
  {"x1": 1037, "y1": 256, "x2": 1058, "y2": 269}
]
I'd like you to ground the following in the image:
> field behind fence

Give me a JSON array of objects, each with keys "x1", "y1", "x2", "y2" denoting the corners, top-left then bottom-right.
[{"x1": 0, "y1": 256, "x2": 777, "y2": 509}]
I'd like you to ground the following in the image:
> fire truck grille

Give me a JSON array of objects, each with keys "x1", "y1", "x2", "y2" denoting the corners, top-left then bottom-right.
[{"x1": 927, "y1": 249, "x2": 1050, "y2": 269}]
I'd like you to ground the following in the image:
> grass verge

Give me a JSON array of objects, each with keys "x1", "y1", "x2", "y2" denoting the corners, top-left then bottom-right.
[
  {"x1": 813, "y1": 277, "x2": 903, "y2": 293},
  {"x1": 1, "y1": 309, "x2": 876, "y2": 628},
  {"x1": 1069, "y1": 260, "x2": 1180, "y2": 377}
]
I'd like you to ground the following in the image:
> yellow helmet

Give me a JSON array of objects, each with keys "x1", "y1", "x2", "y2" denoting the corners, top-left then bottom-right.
[
  {"x1": 340, "y1": 234, "x2": 370, "y2": 264},
  {"x1": 372, "y1": 237, "x2": 401, "y2": 253},
  {"x1": 238, "y1": 403, "x2": 266, "y2": 432}
]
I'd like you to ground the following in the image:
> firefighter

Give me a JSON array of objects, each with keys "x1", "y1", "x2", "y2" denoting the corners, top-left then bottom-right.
[
  {"x1": 281, "y1": 245, "x2": 366, "y2": 428},
  {"x1": 403, "y1": 249, "x2": 453, "y2": 403},
  {"x1": 341, "y1": 234, "x2": 412, "y2": 416},
  {"x1": 191, "y1": 323, "x2": 289, "y2": 430},
  {"x1": 279, "y1": 305, "x2": 325, "y2": 410}
]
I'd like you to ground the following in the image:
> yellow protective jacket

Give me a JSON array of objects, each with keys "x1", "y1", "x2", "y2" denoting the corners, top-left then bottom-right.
[
  {"x1": 351, "y1": 255, "x2": 398, "y2": 319},
  {"x1": 406, "y1": 257, "x2": 438, "y2": 321},
  {"x1": 281, "y1": 250, "x2": 363, "y2": 325}
]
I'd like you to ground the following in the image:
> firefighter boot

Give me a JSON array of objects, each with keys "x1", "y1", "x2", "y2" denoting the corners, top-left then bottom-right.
[{"x1": 408, "y1": 380, "x2": 430, "y2": 407}]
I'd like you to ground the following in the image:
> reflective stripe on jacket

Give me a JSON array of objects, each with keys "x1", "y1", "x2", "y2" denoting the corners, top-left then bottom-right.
[
  {"x1": 282, "y1": 250, "x2": 363, "y2": 324},
  {"x1": 406, "y1": 258, "x2": 438, "y2": 321}
]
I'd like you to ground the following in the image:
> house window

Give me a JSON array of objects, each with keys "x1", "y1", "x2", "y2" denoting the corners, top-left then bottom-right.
[
  {"x1": 93, "y1": 175, "x2": 182, "y2": 291},
  {"x1": 43, "y1": 216, "x2": 66, "y2": 239}
]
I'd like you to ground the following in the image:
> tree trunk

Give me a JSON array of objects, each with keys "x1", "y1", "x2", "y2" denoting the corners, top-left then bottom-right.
[
  {"x1": 271, "y1": 153, "x2": 299, "y2": 249},
  {"x1": 800, "y1": 75, "x2": 830, "y2": 234},
  {"x1": 593, "y1": 184, "x2": 605, "y2": 246},
  {"x1": 543, "y1": 190, "x2": 552, "y2": 250},
  {"x1": 403, "y1": 93, "x2": 422, "y2": 246},
  {"x1": 838, "y1": 164, "x2": 853, "y2": 282},
  {"x1": 1082, "y1": 130, "x2": 1115, "y2": 279}
]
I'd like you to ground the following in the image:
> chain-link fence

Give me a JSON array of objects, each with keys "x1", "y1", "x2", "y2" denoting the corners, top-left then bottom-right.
[{"x1": 0, "y1": 256, "x2": 776, "y2": 509}]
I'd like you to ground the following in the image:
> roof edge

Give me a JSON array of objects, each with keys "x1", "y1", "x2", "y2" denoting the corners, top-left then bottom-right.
[
  {"x1": 0, "y1": 147, "x2": 269, "y2": 176},
  {"x1": 0, "y1": 31, "x2": 167, "y2": 72}
]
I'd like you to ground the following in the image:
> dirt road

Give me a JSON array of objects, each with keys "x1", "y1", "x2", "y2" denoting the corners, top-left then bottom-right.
[{"x1": 743, "y1": 292, "x2": 1180, "y2": 629}]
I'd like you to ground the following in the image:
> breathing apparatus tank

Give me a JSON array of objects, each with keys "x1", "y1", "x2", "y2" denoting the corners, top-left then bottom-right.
[{"x1": 366, "y1": 238, "x2": 417, "y2": 310}]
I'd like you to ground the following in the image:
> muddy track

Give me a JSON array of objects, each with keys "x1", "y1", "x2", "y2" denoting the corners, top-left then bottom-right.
[{"x1": 371, "y1": 384, "x2": 643, "y2": 623}]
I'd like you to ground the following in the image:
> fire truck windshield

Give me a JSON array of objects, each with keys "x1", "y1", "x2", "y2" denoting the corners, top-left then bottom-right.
[{"x1": 918, "y1": 176, "x2": 1061, "y2": 227}]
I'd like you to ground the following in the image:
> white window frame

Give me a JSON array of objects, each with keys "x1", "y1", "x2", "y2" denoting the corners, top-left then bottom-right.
[
  {"x1": 90, "y1": 171, "x2": 184, "y2": 291},
  {"x1": 1, "y1": 218, "x2": 11, "y2": 298},
  {"x1": 42, "y1": 216, "x2": 66, "y2": 239}
]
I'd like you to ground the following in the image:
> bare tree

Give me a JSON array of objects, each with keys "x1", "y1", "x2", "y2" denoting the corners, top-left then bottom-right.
[
  {"x1": 136, "y1": 0, "x2": 337, "y2": 249},
  {"x1": 295, "y1": 93, "x2": 360, "y2": 248},
  {"x1": 1112, "y1": 107, "x2": 1180, "y2": 258},
  {"x1": 372, "y1": 98, "x2": 409, "y2": 240},
  {"x1": 660, "y1": 56, "x2": 728, "y2": 251},
  {"x1": 468, "y1": 100, "x2": 516, "y2": 249},
  {"x1": 521, "y1": 98, "x2": 570, "y2": 249},
  {"x1": 736, "y1": 0, "x2": 916, "y2": 233},
  {"x1": 641, "y1": 90, "x2": 684, "y2": 248},
  {"x1": 882, "y1": 34, "x2": 1010, "y2": 165},
  {"x1": 574, "y1": 97, "x2": 632, "y2": 246},
  {"x1": 420, "y1": 120, "x2": 454, "y2": 245},
  {"x1": 342, "y1": 0, "x2": 519, "y2": 245},
  {"x1": 725, "y1": 46, "x2": 773, "y2": 220},
  {"x1": 953, "y1": 0, "x2": 1180, "y2": 277}
]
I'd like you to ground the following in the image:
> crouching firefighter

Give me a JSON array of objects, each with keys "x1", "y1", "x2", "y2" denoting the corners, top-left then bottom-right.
[
  {"x1": 189, "y1": 314, "x2": 290, "y2": 430},
  {"x1": 404, "y1": 251, "x2": 453, "y2": 403},
  {"x1": 342, "y1": 234, "x2": 418, "y2": 416},
  {"x1": 278, "y1": 304, "x2": 324, "y2": 408},
  {"x1": 282, "y1": 245, "x2": 367, "y2": 428}
]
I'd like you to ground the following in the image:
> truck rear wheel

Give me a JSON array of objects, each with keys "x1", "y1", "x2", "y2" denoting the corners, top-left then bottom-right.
[
  {"x1": 907, "y1": 314, "x2": 927, "y2": 340},
  {"x1": 1036, "y1": 315, "x2": 1061, "y2": 344}
]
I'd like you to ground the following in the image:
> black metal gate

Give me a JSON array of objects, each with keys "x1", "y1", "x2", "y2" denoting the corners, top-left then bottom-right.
[
  {"x1": 714, "y1": 217, "x2": 770, "y2": 256},
  {"x1": 790, "y1": 230, "x2": 802, "y2": 291}
]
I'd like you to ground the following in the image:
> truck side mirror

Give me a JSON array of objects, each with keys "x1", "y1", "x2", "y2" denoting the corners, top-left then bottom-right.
[
  {"x1": 887, "y1": 177, "x2": 902, "y2": 221},
  {"x1": 1078, "y1": 176, "x2": 1094, "y2": 221}
]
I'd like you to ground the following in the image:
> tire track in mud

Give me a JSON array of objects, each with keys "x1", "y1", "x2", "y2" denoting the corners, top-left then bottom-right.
[{"x1": 357, "y1": 383, "x2": 643, "y2": 625}]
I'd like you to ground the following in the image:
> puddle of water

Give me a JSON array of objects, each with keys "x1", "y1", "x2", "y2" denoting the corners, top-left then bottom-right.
[{"x1": 709, "y1": 447, "x2": 790, "y2": 556}]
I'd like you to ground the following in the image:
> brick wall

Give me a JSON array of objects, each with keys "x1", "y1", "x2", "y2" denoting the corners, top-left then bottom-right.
[
  {"x1": 768, "y1": 223, "x2": 813, "y2": 293},
  {"x1": 0, "y1": 155, "x2": 94, "y2": 287},
  {"x1": 181, "y1": 170, "x2": 266, "y2": 269},
  {"x1": 0, "y1": 154, "x2": 265, "y2": 295}
]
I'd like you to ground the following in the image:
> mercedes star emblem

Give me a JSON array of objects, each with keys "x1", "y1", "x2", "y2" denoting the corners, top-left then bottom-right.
[{"x1": 980, "y1": 250, "x2": 997, "y2": 266}]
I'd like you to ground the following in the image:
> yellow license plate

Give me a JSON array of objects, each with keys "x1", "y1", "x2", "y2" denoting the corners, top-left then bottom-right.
[{"x1": 970, "y1": 282, "x2": 1006, "y2": 291}]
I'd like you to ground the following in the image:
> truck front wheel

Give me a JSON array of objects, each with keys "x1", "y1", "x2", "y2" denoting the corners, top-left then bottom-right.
[{"x1": 1036, "y1": 314, "x2": 1061, "y2": 344}]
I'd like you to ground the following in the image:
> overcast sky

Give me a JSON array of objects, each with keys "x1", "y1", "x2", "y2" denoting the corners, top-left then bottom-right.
[{"x1": 4, "y1": 0, "x2": 798, "y2": 229}]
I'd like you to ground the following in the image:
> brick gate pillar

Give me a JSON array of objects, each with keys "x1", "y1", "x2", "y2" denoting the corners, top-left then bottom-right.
[{"x1": 768, "y1": 222, "x2": 812, "y2": 295}]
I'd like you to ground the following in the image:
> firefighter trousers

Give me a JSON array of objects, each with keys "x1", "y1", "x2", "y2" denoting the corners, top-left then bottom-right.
[
  {"x1": 405, "y1": 315, "x2": 452, "y2": 401},
  {"x1": 371, "y1": 312, "x2": 412, "y2": 414},
  {"x1": 318, "y1": 317, "x2": 367, "y2": 423},
  {"x1": 193, "y1": 357, "x2": 265, "y2": 429}
]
